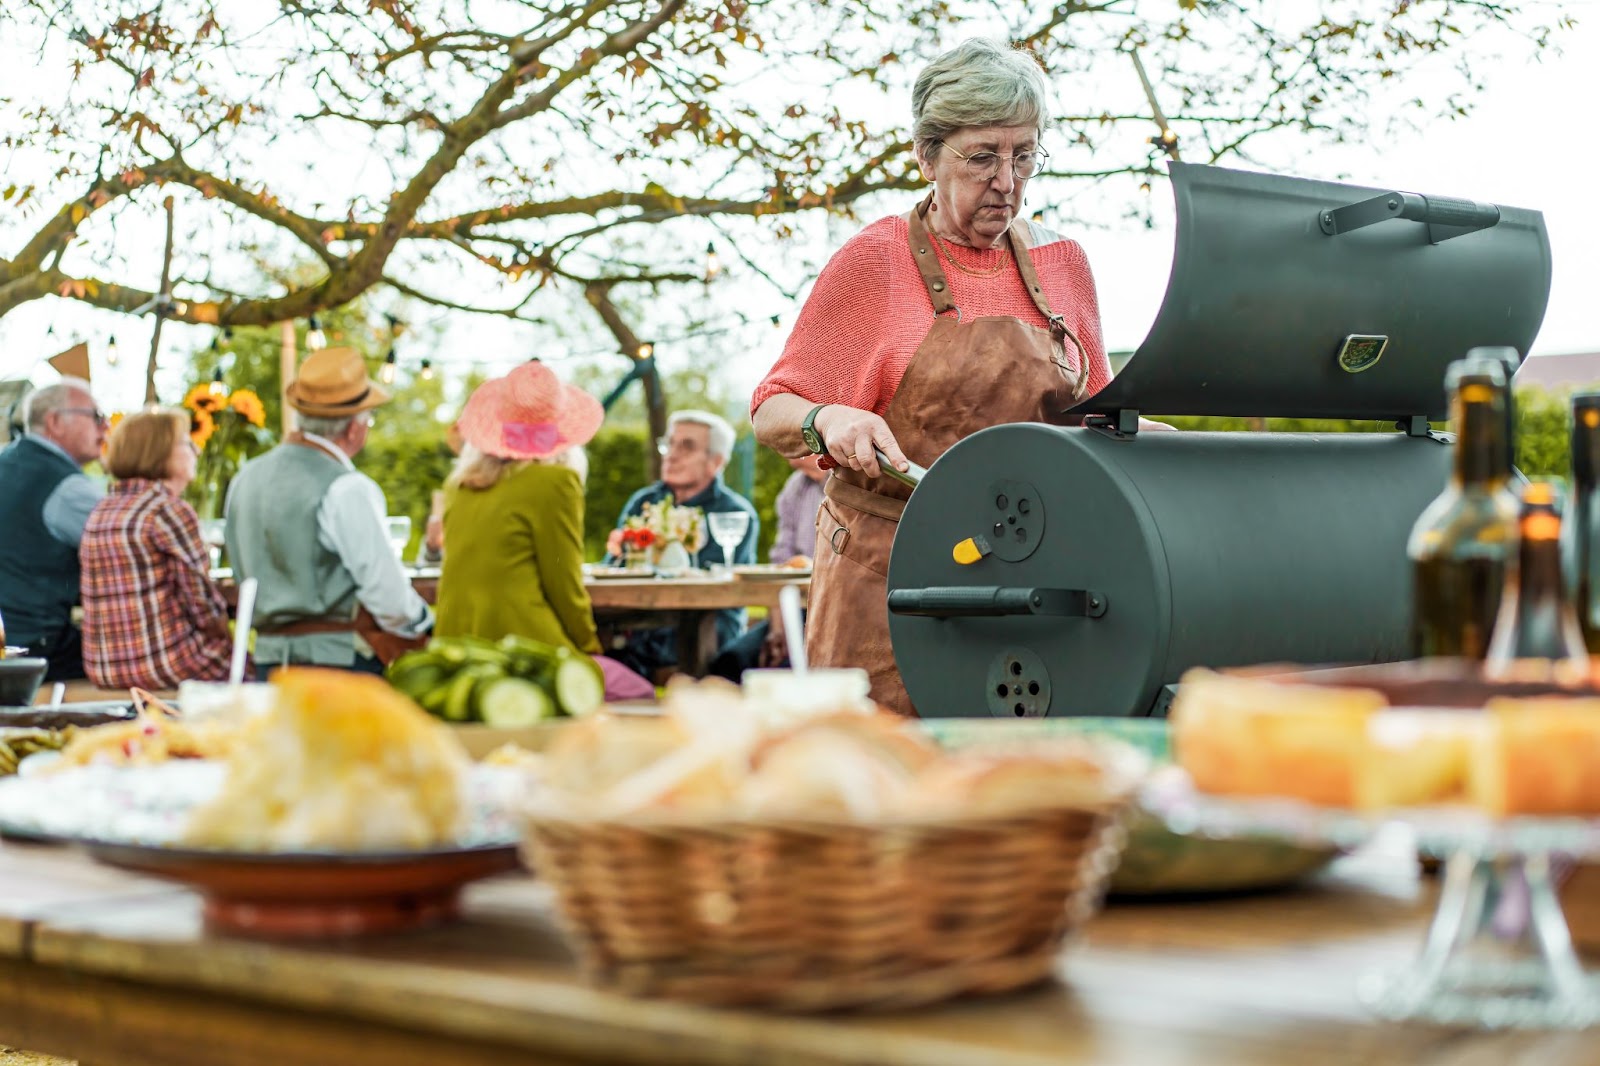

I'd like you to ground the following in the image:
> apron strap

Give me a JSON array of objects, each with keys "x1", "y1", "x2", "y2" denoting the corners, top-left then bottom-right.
[
  {"x1": 906, "y1": 194, "x2": 958, "y2": 316},
  {"x1": 1007, "y1": 219, "x2": 1091, "y2": 401}
]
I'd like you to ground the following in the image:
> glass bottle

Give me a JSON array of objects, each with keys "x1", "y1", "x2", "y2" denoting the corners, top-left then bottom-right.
[
  {"x1": 1408, "y1": 359, "x2": 1518, "y2": 658},
  {"x1": 1571, "y1": 392, "x2": 1600, "y2": 651},
  {"x1": 1484, "y1": 481, "x2": 1589, "y2": 680}
]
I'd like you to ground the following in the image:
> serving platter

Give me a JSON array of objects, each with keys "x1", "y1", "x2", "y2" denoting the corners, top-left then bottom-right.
[
  {"x1": 729, "y1": 564, "x2": 812, "y2": 580},
  {"x1": 586, "y1": 565, "x2": 649, "y2": 579}
]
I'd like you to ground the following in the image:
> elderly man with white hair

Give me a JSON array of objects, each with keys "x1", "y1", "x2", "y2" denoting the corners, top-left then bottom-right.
[
  {"x1": 604, "y1": 409, "x2": 759, "y2": 680},
  {"x1": 0, "y1": 377, "x2": 108, "y2": 679}
]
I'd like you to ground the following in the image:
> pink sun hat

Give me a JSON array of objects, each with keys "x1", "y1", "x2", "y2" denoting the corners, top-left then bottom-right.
[{"x1": 456, "y1": 361, "x2": 604, "y2": 461}]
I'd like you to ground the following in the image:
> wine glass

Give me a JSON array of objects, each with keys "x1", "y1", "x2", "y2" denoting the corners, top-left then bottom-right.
[
  {"x1": 706, "y1": 511, "x2": 750, "y2": 576},
  {"x1": 385, "y1": 515, "x2": 413, "y2": 565},
  {"x1": 200, "y1": 519, "x2": 227, "y2": 574}
]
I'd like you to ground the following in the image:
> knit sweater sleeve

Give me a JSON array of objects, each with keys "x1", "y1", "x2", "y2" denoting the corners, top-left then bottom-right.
[{"x1": 750, "y1": 217, "x2": 926, "y2": 418}]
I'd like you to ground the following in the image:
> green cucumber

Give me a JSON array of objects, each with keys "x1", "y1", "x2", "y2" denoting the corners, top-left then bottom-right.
[
  {"x1": 477, "y1": 677, "x2": 556, "y2": 728},
  {"x1": 549, "y1": 654, "x2": 605, "y2": 717}
]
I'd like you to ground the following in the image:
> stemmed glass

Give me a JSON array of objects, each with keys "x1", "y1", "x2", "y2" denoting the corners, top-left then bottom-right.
[
  {"x1": 385, "y1": 515, "x2": 413, "y2": 566},
  {"x1": 200, "y1": 519, "x2": 227, "y2": 574},
  {"x1": 706, "y1": 511, "x2": 750, "y2": 576}
]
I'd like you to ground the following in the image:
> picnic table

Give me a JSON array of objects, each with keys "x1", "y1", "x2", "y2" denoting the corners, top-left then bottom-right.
[
  {"x1": 0, "y1": 838, "x2": 1589, "y2": 1066},
  {"x1": 215, "y1": 567, "x2": 811, "y2": 677}
]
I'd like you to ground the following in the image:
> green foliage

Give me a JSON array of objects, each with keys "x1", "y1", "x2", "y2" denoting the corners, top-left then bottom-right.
[{"x1": 1159, "y1": 384, "x2": 1577, "y2": 480}]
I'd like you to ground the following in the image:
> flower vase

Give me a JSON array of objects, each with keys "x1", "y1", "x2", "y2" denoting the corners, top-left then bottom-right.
[
  {"x1": 654, "y1": 539, "x2": 692, "y2": 577},
  {"x1": 624, "y1": 547, "x2": 653, "y2": 572}
]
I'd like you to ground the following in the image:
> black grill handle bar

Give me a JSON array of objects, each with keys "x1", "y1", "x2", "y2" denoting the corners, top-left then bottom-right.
[
  {"x1": 887, "y1": 586, "x2": 1107, "y2": 619},
  {"x1": 1318, "y1": 191, "x2": 1500, "y2": 243}
]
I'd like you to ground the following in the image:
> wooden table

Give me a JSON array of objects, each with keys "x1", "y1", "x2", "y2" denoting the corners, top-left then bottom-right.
[
  {"x1": 0, "y1": 839, "x2": 1593, "y2": 1066},
  {"x1": 217, "y1": 568, "x2": 811, "y2": 678}
]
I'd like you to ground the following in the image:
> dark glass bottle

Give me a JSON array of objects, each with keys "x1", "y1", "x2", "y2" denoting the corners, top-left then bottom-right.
[
  {"x1": 1571, "y1": 392, "x2": 1600, "y2": 651},
  {"x1": 1408, "y1": 359, "x2": 1518, "y2": 659},
  {"x1": 1484, "y1": 481, "x2": 1589, "y2": 679}
]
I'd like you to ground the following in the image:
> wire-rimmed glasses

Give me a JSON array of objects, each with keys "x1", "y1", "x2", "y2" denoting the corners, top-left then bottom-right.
[{"x1": 937, "y1": 142, "x2": 1050, "y2": 182}]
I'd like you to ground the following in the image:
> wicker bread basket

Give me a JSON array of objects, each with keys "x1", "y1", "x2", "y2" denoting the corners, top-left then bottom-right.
[{"x1": 523, "y1": 795, "x2": 1133, "y2": 1011}]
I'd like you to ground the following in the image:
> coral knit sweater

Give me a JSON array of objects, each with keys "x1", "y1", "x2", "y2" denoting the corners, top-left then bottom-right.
[{"x1": 752, "y1": 214, "x2": 1113, "y2": 419}]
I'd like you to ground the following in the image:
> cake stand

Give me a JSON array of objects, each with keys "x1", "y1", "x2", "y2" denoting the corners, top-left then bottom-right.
[{"x1": 1144, "y1": 772, "x2": 1600, "y2": 1029}]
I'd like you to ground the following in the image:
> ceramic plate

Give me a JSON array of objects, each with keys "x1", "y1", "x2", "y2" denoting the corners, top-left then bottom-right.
[
  {"x1": 85, "y1": 839, "x2": 522, "y2": 937},
  {"x1": 730, "y1": 564, "x2": 812, "y2": 579},
  {"x1": 586, "y1": 565, "x2": 648, "y2": 579}
]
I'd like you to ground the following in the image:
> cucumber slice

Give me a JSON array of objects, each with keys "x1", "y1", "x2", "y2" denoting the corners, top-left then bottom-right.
[
  {"x1": 549, "y1": 655, "x2": 605, "y2": 717},
  {"x1": 477, "y1": 677, "x2": 556, "y2": 728},
  {"x1": 442, "y1": 671, "x2": 482, "y2": 722}
]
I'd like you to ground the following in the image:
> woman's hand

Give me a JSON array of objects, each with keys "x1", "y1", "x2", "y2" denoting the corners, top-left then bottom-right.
[
  {"x1": 605, "y1": 528, "x2": 625, "y2": 558},
  {"x1": 813, "y1": 405, "x2": 910, "y2": 480}
]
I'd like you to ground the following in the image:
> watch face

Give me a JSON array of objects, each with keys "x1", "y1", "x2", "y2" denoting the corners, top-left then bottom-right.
[{"x1": 802, "y1": 427, "x2": 822, "y2": 453}]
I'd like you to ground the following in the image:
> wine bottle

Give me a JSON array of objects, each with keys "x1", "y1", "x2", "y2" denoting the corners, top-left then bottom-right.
[
  {"x1": 1409, "y1": 359, "x2": 1518, "y2": 659},
  {"x1": 1484, "y1": 481, "x2": 1589, "y2": 681},
  {"x1": 1570, "y1": 392, "x2": 1600, "y2": 651}
]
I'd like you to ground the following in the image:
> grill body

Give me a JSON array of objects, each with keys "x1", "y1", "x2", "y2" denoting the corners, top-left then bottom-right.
[{"x1": 888, "y1": 424, "x2": 1453, "y2": 718}]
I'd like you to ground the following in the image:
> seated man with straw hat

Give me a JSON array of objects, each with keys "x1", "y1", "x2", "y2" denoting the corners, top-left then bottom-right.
[{"x1": 224, "y1": 347, "x2": 432, "y2": 676}]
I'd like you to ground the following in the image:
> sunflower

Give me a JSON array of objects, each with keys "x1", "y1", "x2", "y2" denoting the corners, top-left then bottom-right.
[
  {"x1": 190, "y1": 407, "x2": 216, "y2": 450},
  {"x1": 183, "y1": 383, "x2": 227, "y2": 413},
  {"x1": 228, "y1": 388, "x2": 267, "y2": 427}
]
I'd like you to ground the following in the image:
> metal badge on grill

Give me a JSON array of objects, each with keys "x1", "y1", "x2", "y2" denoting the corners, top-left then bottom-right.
[{"x1": 1336, "y1": 334, "x2": 1389, "y2": 374}]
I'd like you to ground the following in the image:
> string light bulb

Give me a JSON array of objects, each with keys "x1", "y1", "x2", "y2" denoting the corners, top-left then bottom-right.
[
  {"x1": 703, "y1": 241, "x2": 720, "y2": 282},
  {"x1": 380, "y1": 349, "x2": 398, "y2": 385},
  {"x1": 306, "y1": 315, "x2": 326, "y2": 351},
  {"x1": 419, "y1": 357, "x2": 434, "y2": 381},
  {"x1": 771, "y1": 314, "x2": 782, "y2": 329},
  {"x1": 106, "y1": 336, "x2": 119, "y2": 366},
  {"x1": 208, "y1": 366, "x2": 227, "y2": 398},
  {"x1": 636, "y1": 342, "x2": 654, "y2": 360}
]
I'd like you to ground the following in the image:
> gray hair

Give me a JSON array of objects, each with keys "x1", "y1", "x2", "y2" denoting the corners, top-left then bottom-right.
[
  {"x1": 912, "y1": 39, "x2": 1050, "y2": 165},
  {"x1": 297, "y1": 413, "x2": 360, "y2": 439},
  {"x1": 24, "y1": 377, "x2": 95, "y2": 433},
  {"x1": 668, "y1": 409, "x2": 736, "y2": 462}
]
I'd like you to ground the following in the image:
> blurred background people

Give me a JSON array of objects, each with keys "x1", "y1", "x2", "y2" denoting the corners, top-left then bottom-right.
[
  {"x1": 434, "y1": 362, "x2": 653, "y2": 700},
  {"x1": 225, "y1": 347, "x2": 432, "y2": 676},
  {"x1": 708, "y1": 454, "x2": 825, "y2": 680},
  {"x1": 0, "y1": 377, "x2": 107, "y2": 679},
  {"x1": 80, "y1": 408, "x2": 235, "y2": 689},
  {"x1": 603, "y1": 409, "x2": 759, "y2": 681}
]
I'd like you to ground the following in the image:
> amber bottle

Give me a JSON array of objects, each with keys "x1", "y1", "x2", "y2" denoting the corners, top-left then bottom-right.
[
  {"x1": 1484, "y1": 481, "x2": 1589, "y2": 679},
  {"x1": 1408, "y1": 360, "x2": 1519, "y2": 658},
  {"x1": 1571, "y1": 393, "x2": 1600, "y2": 651}
]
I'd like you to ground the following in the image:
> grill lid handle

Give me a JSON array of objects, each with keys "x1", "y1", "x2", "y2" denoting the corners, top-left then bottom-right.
[
  {"x1": 887, "y1": 586, "x2": 1107, "y2": 618},
  {"x1": 1318, "y1": 191, "x2": 1500, "y2": 244}
]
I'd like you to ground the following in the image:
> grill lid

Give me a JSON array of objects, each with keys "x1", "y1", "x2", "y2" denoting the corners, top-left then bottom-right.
[{"x1": 1070, "y1": 162, "x2": 1552, "y2": 424}]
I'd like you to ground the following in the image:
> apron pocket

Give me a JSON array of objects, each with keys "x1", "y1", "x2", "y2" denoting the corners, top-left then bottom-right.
[{"x1": 818, "y1": 499, "x2": 891, "y2": 580}]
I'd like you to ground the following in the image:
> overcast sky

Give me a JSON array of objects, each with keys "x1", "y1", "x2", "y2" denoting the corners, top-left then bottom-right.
[{"x1": 2, "y1": 6, "x2": 1595, "y2": 408}]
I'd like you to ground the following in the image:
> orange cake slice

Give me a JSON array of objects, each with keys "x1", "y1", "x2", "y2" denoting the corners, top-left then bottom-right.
[{"x1": 1471, "y1": 697, "x2": 1600, "y2": 816}]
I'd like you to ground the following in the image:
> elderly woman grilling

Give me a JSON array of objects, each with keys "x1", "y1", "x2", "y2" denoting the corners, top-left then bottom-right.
[{"x1": 753, "y1": 38, "x2": 1129, "y2": 717}]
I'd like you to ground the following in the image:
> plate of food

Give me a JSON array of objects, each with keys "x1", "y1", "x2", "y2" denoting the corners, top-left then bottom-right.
[
  {"x1": 6, "y1": 668, "x2": 532, "y2": 935},
  {"x1": 730, "y1": 563, "x2": 812, "y2": 579},
  {"x1": 586, "y1": 564, "x2": 648, "y2": 579}
]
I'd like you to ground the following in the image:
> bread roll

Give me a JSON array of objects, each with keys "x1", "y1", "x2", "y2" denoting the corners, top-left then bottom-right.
[
  {"x1": 541, "y1": 715, "x2": 690, "y2": 795},
  {"x1": 1470, "y1": 697, "x2": 1600, "y2": 815},
  {"x1": 1356, "y1": 710, "x2": 1480, "y2": 811},
  {"x1": 742, "y1": 730, "x2": 914, "y2": 819},
  {"x1": 1170, "y1": 668, "x2": 1388, "y2": 807}
]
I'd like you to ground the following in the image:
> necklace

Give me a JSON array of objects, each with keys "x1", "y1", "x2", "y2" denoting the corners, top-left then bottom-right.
[{"x1": 928, "y1": 227, "x2": 1010, "y2": 279}]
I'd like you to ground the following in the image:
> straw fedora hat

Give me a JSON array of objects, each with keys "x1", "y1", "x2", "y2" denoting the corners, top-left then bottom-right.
[
  {"x1": 284, "y1": 347, "x2": 391, "y2": 418},
  {"x1": 457, "y1": 361, "x2": 603, "y2": 461}
]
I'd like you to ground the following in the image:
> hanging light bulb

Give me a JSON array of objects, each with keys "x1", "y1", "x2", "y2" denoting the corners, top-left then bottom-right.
[
  {"x1": 222, "y1": 327, "x2": 234, "y2": 347},
  {"x1": 419, "y1": 358, "x2": 434, "y2": 381},
  {"x1": 106, "y1": 335, "x2": 120, "y2": 366},
  {"x1": 703, "y1": 241, "x2": 720, "y2": 282},
  {"x1": 380, "y1": 349, "x2": 398, "y2": 385},
  {"x1": 306, "y1": 315, "x2": 327, "y2": 351},
  {"x1": 770, "y1": 314, "x2": 782, "y2": 329},
  {"x1": 636, "y1": 341, "x2": 654, "y2": 360},
  {"x1": 208, "y1": 366, "x2": 227, "y2": 398}
]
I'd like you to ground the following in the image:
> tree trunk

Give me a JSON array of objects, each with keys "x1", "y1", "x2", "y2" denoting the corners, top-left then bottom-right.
[{"x1": 143, "y1": 197, "x2": 177, "y2": 405}]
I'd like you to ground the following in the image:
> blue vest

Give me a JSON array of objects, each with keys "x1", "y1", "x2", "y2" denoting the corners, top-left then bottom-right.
[{"x1": 0, "y1": 438, "x2": 84, "y2": 648}]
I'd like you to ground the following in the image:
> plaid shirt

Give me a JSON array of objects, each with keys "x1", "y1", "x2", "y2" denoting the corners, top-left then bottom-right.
[{"x1": 80, "y1": 480, "x2": 233, "y2": 689}]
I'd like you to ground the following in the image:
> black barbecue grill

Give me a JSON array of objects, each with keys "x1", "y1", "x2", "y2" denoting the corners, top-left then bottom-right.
[{"x1": 885, "y1": 162, "x2": 1552, "y2": 719}]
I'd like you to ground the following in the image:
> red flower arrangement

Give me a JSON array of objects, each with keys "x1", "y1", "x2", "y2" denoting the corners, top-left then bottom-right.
[{"x1": 620, "y1": 527, "x2": 657, "y2": 552}]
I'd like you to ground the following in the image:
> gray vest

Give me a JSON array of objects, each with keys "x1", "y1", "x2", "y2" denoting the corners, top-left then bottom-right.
[{"x1": 224, "y1": 443, "x2": 362, "y2": 666}]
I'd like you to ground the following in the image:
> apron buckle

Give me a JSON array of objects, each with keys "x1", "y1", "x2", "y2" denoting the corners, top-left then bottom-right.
[{"x1": 830, "y1": 525, "x2": 851, "y2": 555}]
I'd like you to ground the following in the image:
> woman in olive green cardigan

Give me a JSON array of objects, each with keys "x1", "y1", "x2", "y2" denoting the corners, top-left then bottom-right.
[{"x1": 433, "y1": 363, "x2": 653, "y2": 701}]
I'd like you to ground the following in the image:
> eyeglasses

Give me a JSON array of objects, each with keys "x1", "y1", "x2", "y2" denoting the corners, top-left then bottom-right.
[
  {"x1": 656, "y1": 437, "x2": 704, "y2": 457},
  {"x1": 57, "y1": 407, "x2": 109, "y2": 427},
  {"x1": 937, "y1": 142, "x2": 1049, "y2": 182}
]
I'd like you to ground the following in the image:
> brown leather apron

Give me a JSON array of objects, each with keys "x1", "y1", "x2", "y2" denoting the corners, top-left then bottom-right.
[{"x1": 807, "y1": 196, "x2": 1091, "y2": 716}]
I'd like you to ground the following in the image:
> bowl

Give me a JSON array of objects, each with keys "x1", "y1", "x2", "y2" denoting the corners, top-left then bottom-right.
[
  {"x1": 0, "y1": 658, "x2": 48, "y2": 707},
  {"x1": 919, "y1": 716, "x2": 1340, "y2": 897}
]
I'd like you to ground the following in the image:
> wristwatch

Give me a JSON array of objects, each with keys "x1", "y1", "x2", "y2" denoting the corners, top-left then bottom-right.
[{"x1": 800, "y1": 404, "x2": 829, "y2": 455}]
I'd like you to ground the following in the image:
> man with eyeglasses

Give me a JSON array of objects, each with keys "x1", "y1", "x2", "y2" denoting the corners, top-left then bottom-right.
[
  {"x1": 603, "y1": 409, "x2": 759, "y2": 680},
  {"x1": 0, "y1": 377, "x2": 109, "y2": 680}
]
